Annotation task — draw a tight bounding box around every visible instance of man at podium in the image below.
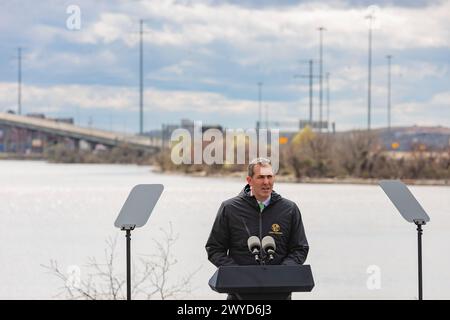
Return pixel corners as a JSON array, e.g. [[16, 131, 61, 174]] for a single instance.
[[205, 157, 309, 299]]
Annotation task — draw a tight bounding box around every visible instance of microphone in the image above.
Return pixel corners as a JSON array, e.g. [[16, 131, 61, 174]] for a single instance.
[[247, 236, 261, 263], [262, 236, 276, 261]]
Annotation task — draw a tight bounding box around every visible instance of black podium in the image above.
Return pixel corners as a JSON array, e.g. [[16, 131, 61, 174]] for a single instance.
[[209, 265, 314, 300]]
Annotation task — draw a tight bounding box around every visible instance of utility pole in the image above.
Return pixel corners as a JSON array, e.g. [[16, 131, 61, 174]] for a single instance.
[[366, 13, 375, 131], [387, 55, 392, 132], [139, 19, 144, 135], [294, 60, 320, 127], [318, 27, 326, 132], [257, 82, 262, 130], [18, 47, 22, 115], [326, 72, 330, 133], [109, 111, 113, 131], [265, 104, 269, 129], [308, 60, 313, 125]]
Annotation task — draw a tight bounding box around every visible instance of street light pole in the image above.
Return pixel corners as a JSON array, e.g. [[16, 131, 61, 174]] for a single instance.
[[139, 19, 144, 135], [387, 55, 392, 132], [308, 60, 313, 125], [366, 13, 374, 131], [318, 27, 325, 132], [257, 82, 262, 130], [18, 47, 22, 115], [326, 72, 330, 133]]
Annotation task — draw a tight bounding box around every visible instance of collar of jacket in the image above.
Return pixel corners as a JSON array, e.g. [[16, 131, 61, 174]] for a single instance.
[[239, 184, 282, 207]]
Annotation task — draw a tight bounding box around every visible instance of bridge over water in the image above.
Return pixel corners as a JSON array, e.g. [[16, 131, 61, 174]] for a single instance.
[[0, 112, 160, 154]]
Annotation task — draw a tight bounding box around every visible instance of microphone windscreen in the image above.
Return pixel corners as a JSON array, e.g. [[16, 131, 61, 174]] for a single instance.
[[261, 235, 276, 251], [247, 236, 261, 252]]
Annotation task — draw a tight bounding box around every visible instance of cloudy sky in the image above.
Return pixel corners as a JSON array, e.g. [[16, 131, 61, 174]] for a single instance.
[[0, 0, 449, 133]]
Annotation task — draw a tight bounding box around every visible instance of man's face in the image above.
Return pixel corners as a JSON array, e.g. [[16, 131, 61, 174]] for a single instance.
[[246, 164, 274, 201]]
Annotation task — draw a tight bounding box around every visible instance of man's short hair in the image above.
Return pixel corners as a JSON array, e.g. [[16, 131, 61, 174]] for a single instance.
[[248, 157, 272, 177]]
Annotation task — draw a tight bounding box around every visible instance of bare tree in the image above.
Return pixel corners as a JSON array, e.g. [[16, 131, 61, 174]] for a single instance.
[[42, 224, 200, 300], [335, 130, 379, 177]]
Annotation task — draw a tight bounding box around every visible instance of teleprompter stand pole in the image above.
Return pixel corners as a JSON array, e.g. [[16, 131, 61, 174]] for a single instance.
[[379, 180, 430, 300], [122, 225, 135, 300], [114, 184, 164, 301], [415, 219, 424, 300]]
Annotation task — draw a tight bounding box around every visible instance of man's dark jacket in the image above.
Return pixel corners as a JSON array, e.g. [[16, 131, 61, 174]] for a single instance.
[[205, 184, 309, 266]]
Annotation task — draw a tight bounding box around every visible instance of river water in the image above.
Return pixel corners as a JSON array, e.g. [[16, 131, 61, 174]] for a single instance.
[[0, 160, 449, 300]]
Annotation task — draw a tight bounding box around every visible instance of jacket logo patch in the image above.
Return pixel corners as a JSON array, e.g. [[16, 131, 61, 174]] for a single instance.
[[269, 223, 283, 235]]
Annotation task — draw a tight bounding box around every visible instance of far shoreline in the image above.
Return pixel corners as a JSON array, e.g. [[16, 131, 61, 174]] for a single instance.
[[2, 157, 449, 187], [151, 167, 450, 187]]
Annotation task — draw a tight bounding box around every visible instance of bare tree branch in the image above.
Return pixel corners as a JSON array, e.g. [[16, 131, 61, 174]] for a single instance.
[[42, 223, 200, 300]]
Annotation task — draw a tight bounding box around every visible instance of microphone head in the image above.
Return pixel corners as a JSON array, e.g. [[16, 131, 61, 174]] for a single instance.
[[261, 236, 276, 252], [247, 236, 261, 252]]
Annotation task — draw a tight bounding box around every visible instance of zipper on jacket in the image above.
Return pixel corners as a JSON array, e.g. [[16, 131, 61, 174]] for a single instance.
[[259, 211, 262, 240], [259, 210, 265, 262]]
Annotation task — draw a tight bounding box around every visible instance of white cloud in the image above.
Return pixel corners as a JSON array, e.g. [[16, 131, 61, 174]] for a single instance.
[[382, 90, 450, 127], [298, 88, 450, 130], [147, 88, 256, 114], [0, 82, 259, 115], [376, 2, 450, 49], [0, 82, 134, 113], [22, 0, 447, 52], [136, 0, 450, 52], [431, 91, 450, 105], [1, 1, 448, 131], [1, 82, 448, 130], [78, 13, 137, 46], [152, 60, 195, 78], [393, 62, 448, 81], [325, 61, 448, 100]]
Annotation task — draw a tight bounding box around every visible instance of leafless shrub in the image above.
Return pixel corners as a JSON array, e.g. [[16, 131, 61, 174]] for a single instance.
[[42, 224, 200, 300]]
